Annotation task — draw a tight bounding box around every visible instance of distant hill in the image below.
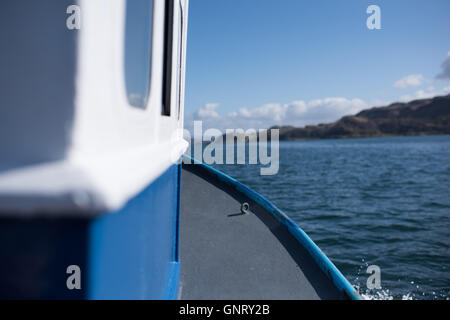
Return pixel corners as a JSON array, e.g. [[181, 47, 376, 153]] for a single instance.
[[271, 94, 450, 140]]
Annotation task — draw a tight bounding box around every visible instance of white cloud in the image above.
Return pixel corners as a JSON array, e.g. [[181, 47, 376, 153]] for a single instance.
[[194, 103, 220, 119], [399, 85, 450, 102], [436, 52, 450, 80], [393, 74, 424, 89], [294, 98, 367, 124], [185, 97, 369, 132]]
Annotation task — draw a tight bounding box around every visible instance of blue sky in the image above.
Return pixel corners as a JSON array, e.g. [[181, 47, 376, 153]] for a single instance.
[[184, 0, 450, 130]]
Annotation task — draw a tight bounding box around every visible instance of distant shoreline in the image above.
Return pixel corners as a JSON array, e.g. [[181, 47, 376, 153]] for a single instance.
[[269, 94, 450, 141], [191, 132, 450, 145], [276, 132, 450, 142]]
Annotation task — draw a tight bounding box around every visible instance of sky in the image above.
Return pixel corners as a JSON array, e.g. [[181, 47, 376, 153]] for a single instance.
[[184, 0, 450, 132]]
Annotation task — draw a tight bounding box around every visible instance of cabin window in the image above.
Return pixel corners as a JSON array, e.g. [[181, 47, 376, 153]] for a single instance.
[[124, 0, 153, 109], [162, 0, 174, 116]]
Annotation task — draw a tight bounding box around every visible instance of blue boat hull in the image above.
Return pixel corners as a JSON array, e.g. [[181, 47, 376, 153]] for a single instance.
[[0, 164, 181, 299]]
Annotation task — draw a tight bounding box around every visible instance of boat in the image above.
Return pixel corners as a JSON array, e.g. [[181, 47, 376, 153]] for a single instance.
[[0, 0, 360, 300]]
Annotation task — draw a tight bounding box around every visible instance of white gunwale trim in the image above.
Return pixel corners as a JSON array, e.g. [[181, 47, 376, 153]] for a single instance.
[[0, 139, 188, 216]]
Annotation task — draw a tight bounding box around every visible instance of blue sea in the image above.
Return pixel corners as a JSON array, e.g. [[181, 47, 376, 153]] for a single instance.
[[212, 135, 450, 300]]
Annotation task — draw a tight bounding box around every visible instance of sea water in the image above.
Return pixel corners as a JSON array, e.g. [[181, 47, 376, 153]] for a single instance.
[[212, 135, 450, 300]]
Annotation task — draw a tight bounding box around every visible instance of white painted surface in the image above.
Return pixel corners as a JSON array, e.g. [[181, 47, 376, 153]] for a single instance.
[[0, 0, 189, 214], [0, 0, 77, 165]]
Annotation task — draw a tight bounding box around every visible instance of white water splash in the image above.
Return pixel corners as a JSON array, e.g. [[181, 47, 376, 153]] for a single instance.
[[354, 285, 415, 300], [360, 290, 414, 300]]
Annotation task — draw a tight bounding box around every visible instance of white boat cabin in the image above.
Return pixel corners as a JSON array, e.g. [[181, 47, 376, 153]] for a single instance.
[[0, 0, 189, 213]]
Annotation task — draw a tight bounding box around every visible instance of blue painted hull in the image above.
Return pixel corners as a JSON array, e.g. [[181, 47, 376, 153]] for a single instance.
[[0, 164, 181, 299]]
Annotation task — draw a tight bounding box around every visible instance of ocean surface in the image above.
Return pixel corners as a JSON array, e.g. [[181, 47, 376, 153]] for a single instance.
[[210, 135, 450, 300]]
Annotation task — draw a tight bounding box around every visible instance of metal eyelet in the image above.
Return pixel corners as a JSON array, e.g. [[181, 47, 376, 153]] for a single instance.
[[241, 202, 250, 214]]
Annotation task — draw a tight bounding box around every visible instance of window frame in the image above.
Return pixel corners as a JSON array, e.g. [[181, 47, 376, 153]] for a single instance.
[[162, 0, 175, 116]]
